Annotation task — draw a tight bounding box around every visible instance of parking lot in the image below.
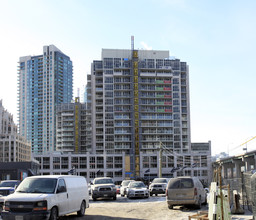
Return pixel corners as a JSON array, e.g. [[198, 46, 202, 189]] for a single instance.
[[1, 194, 253, 220], [61, 194, 207, 220]]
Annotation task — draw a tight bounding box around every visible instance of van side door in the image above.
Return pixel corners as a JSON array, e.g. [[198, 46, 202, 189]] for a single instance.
[[56, 179, 69, 216]]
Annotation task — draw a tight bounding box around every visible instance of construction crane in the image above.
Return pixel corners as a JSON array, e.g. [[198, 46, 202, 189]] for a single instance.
[[239, 136, 256, 152]]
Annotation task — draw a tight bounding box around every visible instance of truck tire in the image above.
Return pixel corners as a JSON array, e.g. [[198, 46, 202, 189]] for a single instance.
[[49, 207, 58, 220], [77, 200, 86, 216]]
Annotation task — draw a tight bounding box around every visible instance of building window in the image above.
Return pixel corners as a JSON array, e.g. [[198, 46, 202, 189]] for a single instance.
[[90, 157, 96, 169]]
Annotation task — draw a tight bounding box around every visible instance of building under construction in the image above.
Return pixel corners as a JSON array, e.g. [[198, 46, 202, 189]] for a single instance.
[[85, 38, 211, 183]]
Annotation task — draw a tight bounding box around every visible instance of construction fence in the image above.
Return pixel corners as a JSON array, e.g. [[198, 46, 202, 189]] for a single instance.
[[223, 171, 253, 212]]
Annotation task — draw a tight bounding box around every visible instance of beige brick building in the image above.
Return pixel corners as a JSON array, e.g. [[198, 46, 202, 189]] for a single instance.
[[0, 100, 31, 162]]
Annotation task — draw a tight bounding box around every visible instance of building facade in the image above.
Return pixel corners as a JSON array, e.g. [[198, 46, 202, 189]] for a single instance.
[[18, 45, 73, 154], [56, 97, 91, 153], [0, 161, 39, 181], [87, 48, 192, 178], [0, 100, 31, 162], [33, 152, 124, 184], [33, 146, 211, 186]]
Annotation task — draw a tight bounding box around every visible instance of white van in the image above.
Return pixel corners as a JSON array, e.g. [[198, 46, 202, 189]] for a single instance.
[[1, 175, 89, 220]]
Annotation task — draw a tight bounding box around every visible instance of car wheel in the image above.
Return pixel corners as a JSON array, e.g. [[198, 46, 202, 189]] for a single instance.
[[168, 205, 173, 209], [155, 194, 158, 196], [121, 194, 124, 197], [49, 207, 58, 220], [150, 193, 153, 196], [196, 197, 202, 209], [93, 197, 97, 201], [113, 195, 117, 200], [77, 200, 86, 217]]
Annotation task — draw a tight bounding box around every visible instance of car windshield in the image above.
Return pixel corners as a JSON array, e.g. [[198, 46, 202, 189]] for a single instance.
[[16, 178, 57, 194], [0, 181, 18, 187], [94, 179, 113, 184], [122, 181, 132, 186], [152, 179, 167, 183], [130, 182, 145, 188]]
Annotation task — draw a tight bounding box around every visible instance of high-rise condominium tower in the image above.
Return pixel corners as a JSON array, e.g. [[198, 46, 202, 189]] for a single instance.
[[88, 46, 191, 177], [18, 45, 73, 154]]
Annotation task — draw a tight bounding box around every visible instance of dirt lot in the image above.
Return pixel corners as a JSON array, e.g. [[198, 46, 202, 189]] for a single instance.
[[61, 195, 207, 220]]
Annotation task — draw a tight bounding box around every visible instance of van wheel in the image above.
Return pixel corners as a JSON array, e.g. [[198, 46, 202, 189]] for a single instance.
[[77, 201, 86, 217], [168, 205, 173, 209], [49, 207, 58, 220]]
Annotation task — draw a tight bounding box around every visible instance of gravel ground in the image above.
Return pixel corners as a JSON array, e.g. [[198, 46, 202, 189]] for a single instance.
[[1, 195, 253, 220], [61, 195, 208, 220]]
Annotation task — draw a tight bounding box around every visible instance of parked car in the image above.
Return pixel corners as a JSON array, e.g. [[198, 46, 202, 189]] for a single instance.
[[91, 177, 116, 201], [166, 176, 206, 209], [149, 178, 169, 196], [205, 187, 210, 204], [116, 185, 120, 194], [0, 180, 20, 196], [1, 175, 89, 219], [120, 180, 135, 197], [127, 181, 149, 199], [88, 183, 92, 195], [0, 180, 20, 212]]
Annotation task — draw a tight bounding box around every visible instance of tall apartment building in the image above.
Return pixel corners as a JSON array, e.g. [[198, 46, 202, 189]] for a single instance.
[[56, 97, 91, 153], [0, 100, 31, 162], [18, 45, 73, 154], [87, 46, 191, 178]]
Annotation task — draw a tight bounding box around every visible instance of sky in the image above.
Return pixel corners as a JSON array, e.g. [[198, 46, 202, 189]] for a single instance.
[[1, 0, 256, 156]]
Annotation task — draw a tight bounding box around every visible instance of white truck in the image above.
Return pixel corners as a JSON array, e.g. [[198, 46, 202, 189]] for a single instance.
[[1, 175, 89, 220]]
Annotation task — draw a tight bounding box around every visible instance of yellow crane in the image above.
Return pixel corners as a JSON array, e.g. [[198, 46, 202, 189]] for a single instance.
[[239, 136, 256, 151]]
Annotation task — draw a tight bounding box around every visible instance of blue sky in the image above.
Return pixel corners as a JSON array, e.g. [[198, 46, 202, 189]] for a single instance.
[[1, 0, 256, 155]]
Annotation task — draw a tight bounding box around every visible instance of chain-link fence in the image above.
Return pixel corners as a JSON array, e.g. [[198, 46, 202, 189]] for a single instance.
[[223, 171, 253, 212]]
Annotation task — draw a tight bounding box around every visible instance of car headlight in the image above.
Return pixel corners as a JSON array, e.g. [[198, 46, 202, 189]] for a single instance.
[[33, 201, 47, 211], [4, 201, 10, 211]]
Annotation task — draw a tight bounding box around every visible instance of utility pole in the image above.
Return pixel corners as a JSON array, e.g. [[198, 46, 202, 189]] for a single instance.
[[159, 141, 163, 178]]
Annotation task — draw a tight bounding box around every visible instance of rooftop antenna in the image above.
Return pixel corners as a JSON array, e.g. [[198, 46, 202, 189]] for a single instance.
[[131, 35, 134, 51]]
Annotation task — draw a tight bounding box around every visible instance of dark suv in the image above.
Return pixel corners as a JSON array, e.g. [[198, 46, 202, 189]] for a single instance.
[[0, 180, 20, 212], [0, 180, 20, 196]]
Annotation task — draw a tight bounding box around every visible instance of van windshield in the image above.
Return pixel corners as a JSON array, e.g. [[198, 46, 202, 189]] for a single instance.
[[16, 178, 57, 194]]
